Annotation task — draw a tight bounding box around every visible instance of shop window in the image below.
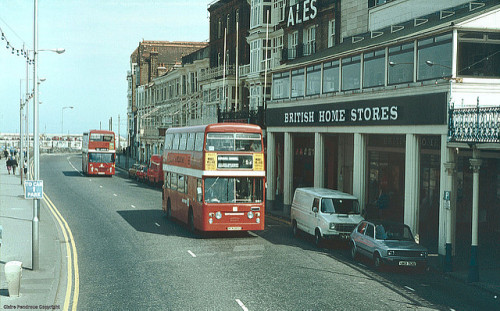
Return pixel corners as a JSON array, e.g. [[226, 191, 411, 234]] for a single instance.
[[306, 64, 321, 96], [363, 49, 385, 88], [417, 33, 453, 81], [272, 71, 290, 100], [323, 60, 339, 93], [458, 32, 500, 78], [342, 55, 361, 91], [388, 42, 414, 85], [291, 68, 305, 98]]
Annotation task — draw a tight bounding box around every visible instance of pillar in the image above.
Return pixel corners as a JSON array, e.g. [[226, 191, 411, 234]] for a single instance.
[[404, 134, 420, 237], [314, 132, 325, 188], [468, 148, 481, 282], [266, 132, 276, 204], [283, 132, 294, 208], [337, 135, 344, 192], [443, 161, 455, 272], [352, 133, 367, 213]]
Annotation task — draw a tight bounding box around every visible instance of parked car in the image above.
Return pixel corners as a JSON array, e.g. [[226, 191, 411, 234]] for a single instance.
[[291, 188, 364, 247], [135, 165, 148, 182], [128, 163, 141, 179], [146, 154, 163, 187], [349, 220, 428, 270]]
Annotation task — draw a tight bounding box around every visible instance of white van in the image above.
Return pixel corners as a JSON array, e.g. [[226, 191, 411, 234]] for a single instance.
[[291, 188, 364, 246]]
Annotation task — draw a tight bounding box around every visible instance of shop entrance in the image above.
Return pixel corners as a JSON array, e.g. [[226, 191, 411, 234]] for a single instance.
[[293, 134, 315, 190]]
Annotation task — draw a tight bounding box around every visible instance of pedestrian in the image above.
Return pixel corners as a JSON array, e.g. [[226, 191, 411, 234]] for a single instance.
[[6, 157, 12, 174], [23, 159, 28, 175], [11, 156, 18, 175]]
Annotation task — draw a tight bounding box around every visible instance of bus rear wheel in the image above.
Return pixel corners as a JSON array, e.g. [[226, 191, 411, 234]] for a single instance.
[[188, 208, 195, 233]]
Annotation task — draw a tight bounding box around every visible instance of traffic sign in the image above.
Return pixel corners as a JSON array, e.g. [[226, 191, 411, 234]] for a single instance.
[[25, 180, 44, 199]]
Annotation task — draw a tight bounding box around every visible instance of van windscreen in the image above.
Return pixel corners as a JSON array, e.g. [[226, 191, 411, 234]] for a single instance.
[[321, 198, 360, 214]]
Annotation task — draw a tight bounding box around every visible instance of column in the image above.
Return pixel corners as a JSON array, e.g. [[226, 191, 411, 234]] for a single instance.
[[443, 161, 455, 272], [468, 148, 482, 282], [404, 134, 420, 237], [352, 133, 367, 213], [283, 132, 294, 208], [266, 132, 276, 204], [314, 132, 325, 188], [337, 135, 344, 192]]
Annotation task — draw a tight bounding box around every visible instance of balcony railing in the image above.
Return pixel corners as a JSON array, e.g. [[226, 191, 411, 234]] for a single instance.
[[218, 107, 266, 128], [239, 64, 250, 78], [448, 105, 500, 143], [199, 65, 235, 82]]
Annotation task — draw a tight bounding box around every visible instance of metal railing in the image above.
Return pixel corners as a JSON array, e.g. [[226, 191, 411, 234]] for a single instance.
[[199, 65, 236, 82], [448, 104, 500, 143], [218, 107, 266, 128]]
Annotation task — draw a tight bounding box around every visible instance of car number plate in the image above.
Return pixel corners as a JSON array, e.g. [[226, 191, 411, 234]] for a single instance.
[[399, 261, 417, 266], [227, 227, 242, 231]]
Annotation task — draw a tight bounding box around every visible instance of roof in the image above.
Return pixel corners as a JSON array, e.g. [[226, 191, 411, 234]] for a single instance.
[[295, 188, 358, 200]]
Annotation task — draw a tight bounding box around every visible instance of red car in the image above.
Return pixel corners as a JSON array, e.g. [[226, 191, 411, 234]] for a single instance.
[[135, 165, 148, 182], [146, 155, 164, 187]]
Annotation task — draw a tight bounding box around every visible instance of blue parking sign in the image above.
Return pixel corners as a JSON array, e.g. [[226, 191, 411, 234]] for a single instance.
[[25, 180, 44, 199]]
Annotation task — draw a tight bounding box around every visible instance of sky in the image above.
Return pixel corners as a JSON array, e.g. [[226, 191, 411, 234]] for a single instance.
[[0, 0, 211, 136]]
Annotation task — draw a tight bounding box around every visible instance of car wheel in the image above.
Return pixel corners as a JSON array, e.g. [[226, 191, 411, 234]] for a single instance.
[[292, 220, 299, 237], [374, 253, 383, 270], [314, 229, 322, 248], [350, 243, 358, 260]]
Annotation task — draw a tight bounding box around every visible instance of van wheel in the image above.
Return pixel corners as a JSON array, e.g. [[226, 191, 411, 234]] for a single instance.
[[314, 229, 322, 248], [292, 220, 299, 237], [188, 208, 195, 233]]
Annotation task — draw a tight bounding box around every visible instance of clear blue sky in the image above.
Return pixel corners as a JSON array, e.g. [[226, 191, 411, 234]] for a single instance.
[[0, 0, 210, 136]]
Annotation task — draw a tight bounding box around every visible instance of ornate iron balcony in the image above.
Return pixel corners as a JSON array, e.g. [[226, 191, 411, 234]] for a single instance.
[[448, 105, 500, 143]]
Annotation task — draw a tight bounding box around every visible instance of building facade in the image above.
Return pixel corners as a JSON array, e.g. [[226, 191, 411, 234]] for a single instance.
[[265, 0, 500, 274]]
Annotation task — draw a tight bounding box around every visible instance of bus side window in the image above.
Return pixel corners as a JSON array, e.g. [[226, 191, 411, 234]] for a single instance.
[[166, 172, 171, 189], [197, 178, 202, 202], [165, 134, 174, 150], [172, 134, 180, 150], [171, 173, 178, 190], [178, 175, 185, 193], [195, 132, 204, 151], [187, 133, 195, 151]]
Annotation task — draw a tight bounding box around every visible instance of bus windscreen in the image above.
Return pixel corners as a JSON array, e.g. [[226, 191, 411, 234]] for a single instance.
[[206, 133, 262, 152], [89, 153, 115, 163], [204, 177, 264, 203]]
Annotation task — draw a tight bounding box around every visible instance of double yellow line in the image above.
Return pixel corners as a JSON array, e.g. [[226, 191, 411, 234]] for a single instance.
[[43, 194, 80, 311]]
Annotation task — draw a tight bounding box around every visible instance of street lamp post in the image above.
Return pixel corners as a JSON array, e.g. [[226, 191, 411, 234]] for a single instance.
[[32, 0, 65, 271], [61, 106, 74, 136]]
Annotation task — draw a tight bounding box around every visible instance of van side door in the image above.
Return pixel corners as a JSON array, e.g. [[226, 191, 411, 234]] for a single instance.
[[306, 198, 320, 234]]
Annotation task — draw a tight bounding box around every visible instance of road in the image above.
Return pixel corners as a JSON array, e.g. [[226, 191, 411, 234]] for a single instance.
[[41, 154, 499, 310]]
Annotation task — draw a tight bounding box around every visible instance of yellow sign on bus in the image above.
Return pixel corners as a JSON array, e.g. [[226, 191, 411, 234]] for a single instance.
[[253, 154, 264, 171], [205, 152, 217, 170]]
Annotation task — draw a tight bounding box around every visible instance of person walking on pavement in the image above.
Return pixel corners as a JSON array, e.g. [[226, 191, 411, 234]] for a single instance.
[[6, 156, 13, 174], [11, 156, 18, 175]]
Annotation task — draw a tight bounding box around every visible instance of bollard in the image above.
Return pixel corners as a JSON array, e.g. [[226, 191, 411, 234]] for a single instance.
[[5, 261, 23, 297]]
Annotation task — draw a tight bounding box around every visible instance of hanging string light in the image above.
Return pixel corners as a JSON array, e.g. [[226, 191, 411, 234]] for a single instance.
[[0, 27, 33, 63]]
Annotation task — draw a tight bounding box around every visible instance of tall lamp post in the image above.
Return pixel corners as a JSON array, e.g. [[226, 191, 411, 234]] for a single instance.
[[32, 0, 65, 270], [61, 106, 74, 136]]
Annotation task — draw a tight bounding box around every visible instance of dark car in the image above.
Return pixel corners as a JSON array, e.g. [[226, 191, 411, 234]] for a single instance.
[[349, 220, 428, 270]]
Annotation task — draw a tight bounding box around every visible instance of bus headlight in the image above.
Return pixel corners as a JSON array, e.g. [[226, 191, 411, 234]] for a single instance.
[[256, 218, 260, 224], [208, 218, 213, 224], [247, 211, 254, 219], [215, 211, 222, 220]]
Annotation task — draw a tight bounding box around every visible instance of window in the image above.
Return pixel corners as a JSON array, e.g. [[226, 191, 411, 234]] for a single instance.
[[187, 133, 195, 150], [178, 174, 185, 193], [250, 40, 262, 73], [166, 172, 171, 189], [205, 133, 262, 152], [417, 33, 453, 81], [164, 133, 174, 150], [89, 153, 114, 163], [291, 69, 305, 98], [388, 42, 414, 84], [323, 60, 339, 93], [363, 49, 385, 88], [306, 64, 321, 96], [328, 19, 336, 48], [303, 26, 316, 56], [171, 173, 178, 190], [179, 133, 188, 151], [195, 132, 204, 151], [172, 134, 180, 150], [288, 31, 298, 59], [366, 224, 375, 238], [458, 32, 500, 78], [313, 198, 320, 211], [204, 177, 264, 203], [272, 71, 290, 100], [342, 55, 361, 91]]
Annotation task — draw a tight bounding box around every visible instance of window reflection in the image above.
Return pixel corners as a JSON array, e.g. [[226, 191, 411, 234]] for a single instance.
[[291, 68, 305, 98], [363, 49, 385, 88], [323, 60, 339, 93], [418, 33, 452, 80], [204, 177, 264, 203], [306, 65, 321, 96], [342, 56, 361, 91], [388, 42, 414, 84]]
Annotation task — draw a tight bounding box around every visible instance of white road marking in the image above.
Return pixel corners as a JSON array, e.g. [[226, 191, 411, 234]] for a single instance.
[[113, 194, 117, 197], [99, 185, 103, 188], [247, 231, 258, 237], [131, 205, 136, 208], [155, 222, 160, 227], [187, 250, 197, 258], [235, 299, 248, 311], [67, 158, 83, 176], [404, 286, 415, 292]]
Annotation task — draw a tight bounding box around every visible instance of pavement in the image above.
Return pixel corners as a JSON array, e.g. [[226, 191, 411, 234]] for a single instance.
[[0, 162, 64, 309], [266, 200, 500, 297]]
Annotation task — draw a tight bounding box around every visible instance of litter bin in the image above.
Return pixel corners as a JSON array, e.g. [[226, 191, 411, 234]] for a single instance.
[[5, 261, 23, 297]]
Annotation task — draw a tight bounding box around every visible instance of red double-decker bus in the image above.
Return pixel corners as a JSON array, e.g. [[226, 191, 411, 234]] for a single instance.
[[162, 123, 265, 232], [82, 130, 116, 176]]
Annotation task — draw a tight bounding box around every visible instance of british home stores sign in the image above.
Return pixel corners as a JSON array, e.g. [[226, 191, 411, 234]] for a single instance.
[[266, 93, 447, 127]]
